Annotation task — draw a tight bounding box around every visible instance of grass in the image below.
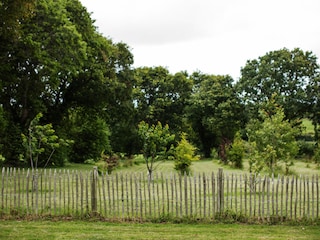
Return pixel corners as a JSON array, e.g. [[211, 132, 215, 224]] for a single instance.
[[112, 157, 320, 177], [52, 156, 320, 177], [1, 220, 319, 240], [302, 118, 314, 135]]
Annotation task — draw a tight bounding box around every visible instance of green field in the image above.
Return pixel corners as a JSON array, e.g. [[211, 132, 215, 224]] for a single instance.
[[1, 220, 319, 240], [62, 156, 319, 177]]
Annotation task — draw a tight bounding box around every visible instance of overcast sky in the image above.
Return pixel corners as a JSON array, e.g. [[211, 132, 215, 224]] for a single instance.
[[79, 0, 320, 80]]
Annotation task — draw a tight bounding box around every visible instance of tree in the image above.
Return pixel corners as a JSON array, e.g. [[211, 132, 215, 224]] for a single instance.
[[138, 121, 175, 180], [0, 0, 87, 163], [306, 75, 320, 142], [68, 112, 111, 163], [246, 96, 300, 175], [187, 73, 244, 159], [237, 48, 319, 121], [0, 0, 135, 164], [133, 67, 193, 134], [21, 113, 72, 169], [0, 106, 7, 165], [174, 133, 199, 176]]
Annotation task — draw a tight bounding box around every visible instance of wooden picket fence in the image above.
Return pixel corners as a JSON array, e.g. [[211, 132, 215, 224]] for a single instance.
[[0, 167, 319, 222]]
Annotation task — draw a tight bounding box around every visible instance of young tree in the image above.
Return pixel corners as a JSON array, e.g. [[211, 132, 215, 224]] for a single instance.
[[138, 121, 175, 180], [21, 113, 72, 169], [174, 133, 199, 176], [246, 97, 300, 175]]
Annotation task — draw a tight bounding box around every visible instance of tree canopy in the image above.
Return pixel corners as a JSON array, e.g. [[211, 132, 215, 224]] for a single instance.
[[237, 48, 319, 121]]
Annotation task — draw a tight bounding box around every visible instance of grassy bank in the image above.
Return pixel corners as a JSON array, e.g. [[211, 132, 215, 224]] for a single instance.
[[1, 220, 319, 240]]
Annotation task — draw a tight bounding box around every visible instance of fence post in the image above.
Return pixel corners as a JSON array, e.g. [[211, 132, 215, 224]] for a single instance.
[[218, 168, 224, 213], [91, 167, 98, 214]]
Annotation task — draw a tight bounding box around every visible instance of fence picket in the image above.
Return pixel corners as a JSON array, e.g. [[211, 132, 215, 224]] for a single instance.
[[294, 175, 298, 220], [203, 173, 206, 218], [174, 174, 178, 217], [189, 174, 193, 216], [184, 173, 188, 216], [165, 174, 169, 215], [312, 175, 314, 220], [290, 176, 294, 219], [212, 172, 215, 218], [307, 176, 310, 217], [234, 174, 237, 215], [194, 175, 197, 216], [316, 175, 319, 219], [274, 175, 278, 218]]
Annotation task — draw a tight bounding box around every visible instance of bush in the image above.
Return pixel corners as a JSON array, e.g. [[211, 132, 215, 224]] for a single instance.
[[96, 154, 119, 174], [226, 132, 244, 169], [0, 154, 4, 167], [210, 148, 219, 159], [174, 133, 199, 176]]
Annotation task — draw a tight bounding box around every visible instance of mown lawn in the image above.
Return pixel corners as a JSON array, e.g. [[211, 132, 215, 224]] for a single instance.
[[0, 220, 319, 240], [61, 156, 319, 177]]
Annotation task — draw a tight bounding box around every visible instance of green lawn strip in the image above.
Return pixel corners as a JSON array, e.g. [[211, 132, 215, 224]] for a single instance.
[[34, 155, 320, 176], [0, 220, 319, 240]]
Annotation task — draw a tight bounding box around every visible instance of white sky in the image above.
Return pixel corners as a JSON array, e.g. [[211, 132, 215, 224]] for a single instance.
[[79, 0, 320, 80]]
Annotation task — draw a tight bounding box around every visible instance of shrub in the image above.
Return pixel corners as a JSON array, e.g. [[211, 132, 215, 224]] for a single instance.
[[96, 154, 119, 174], [226, 132, 245, 169], [210, 148, 219, 159], [0, 154, 4, 167], [174, 133, 199, 176]]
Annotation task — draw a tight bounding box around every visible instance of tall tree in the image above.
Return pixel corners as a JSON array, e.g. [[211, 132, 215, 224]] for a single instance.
[[0, 0, 87, 163], [187, 73, 244, 159], [133, 67, 193, 134], [0, 0, 135, 164], [306, 75, 320, 141], [237, 48, 319, 121]]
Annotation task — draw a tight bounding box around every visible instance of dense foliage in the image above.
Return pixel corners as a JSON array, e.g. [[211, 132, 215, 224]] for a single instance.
[[1, 0, 320, 172]]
